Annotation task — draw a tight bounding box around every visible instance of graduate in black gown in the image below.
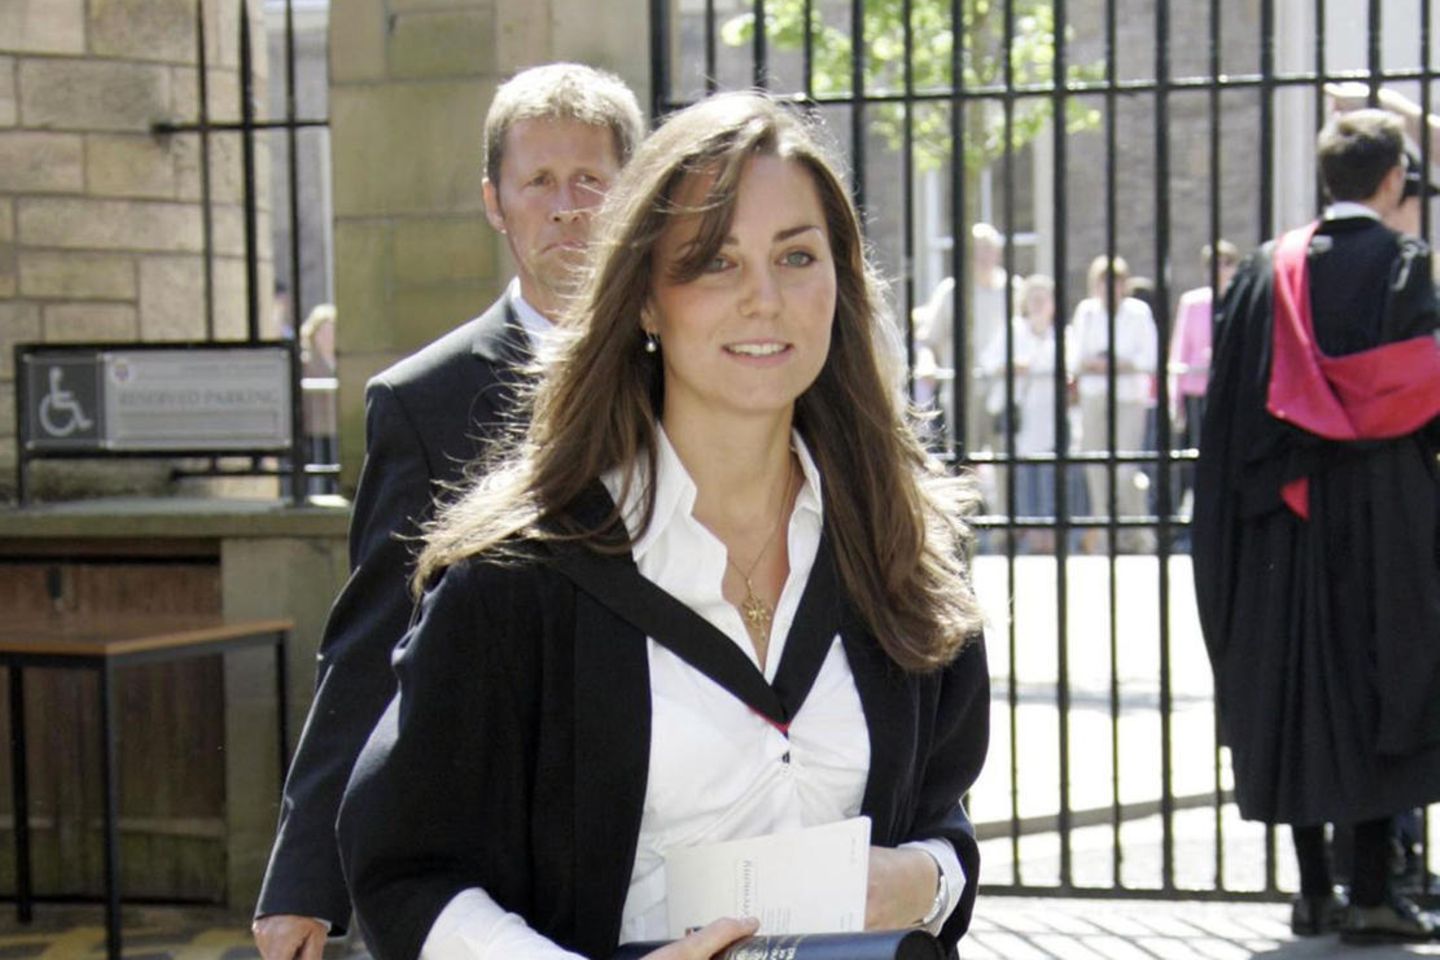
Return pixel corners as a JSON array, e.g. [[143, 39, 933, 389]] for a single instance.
[[1194, 109, 1440, 943], [337, 93, 990, 960]]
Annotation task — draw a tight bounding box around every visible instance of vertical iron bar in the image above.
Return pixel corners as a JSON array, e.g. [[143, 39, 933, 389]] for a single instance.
[[902, 0, 916, 392], [802, 0, 814, 100], [1210, 0, 1227, 893], [1260, 0, 1278, 896], [1421, 0, 1432, 244], [239, 1, 260, 342], [705, 0, 718, 93], [651, 0, 672, 118], [1259, 0, 1275, 244], [950, 0, 967, 467], [753, 0, 768, 89], [1366, 0, 1381, 103], [285, 0, 306, 503], [1314, 0, 1327, 214], [1154, 0, 1176, 894], [1103, 0, 1121, 894], [197, 0, 215, 339], [850, 0, 866, 213], [1051, 0, 1072, 892], [8, 666, 29, 923]]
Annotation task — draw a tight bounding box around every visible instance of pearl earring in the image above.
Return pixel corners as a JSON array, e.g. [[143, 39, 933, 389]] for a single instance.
[[644, 331, 659, 354]]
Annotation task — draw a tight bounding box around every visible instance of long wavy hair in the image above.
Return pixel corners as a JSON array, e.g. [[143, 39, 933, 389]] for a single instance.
[[417, 92, 983, 672]]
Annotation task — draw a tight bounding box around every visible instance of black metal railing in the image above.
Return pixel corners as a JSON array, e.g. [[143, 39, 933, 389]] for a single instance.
[[652, 0, 1439, 901], [153, 0, 336, 500]]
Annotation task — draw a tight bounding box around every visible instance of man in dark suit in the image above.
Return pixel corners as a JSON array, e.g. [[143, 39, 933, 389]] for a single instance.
[[252, 63, 644, 960], [1195, 109, 1440, 944]]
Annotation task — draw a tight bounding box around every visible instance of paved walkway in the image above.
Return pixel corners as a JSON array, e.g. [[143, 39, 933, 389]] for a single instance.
[[1, 898, 1439, 959]]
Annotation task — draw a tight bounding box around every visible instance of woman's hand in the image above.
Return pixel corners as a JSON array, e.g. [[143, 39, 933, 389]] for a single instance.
[[642, 917, 760, 959], [864, 846, 938, 930]]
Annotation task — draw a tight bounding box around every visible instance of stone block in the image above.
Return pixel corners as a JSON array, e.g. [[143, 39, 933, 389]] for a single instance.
[[330, 81, 488, 217], [0, 132, 83, 192], [388, 10, 493, 80], [392, 217, 494, 287], [19, 59, 170, 132], [0, 56, 16, 127], [389, 284, 493, 348], [212, 254, 250, 340], [0, 199, 10, 244], [333, 220, 389, 351], [328, 0, 386, 83], [551, 0, 649, 110], [209, 203, 246, 257], [495, 0, 551, 74], [138, 255, 206, 341], [335, 351, 395, 494], [170, 67, 242, 126], [89, 0, 197, 64], [18, 198, 202, 253], [43, 303, 138, 342], [19, 252, 137, 300], [0, 0, 85, 55], [388, 0, 486, 10], [86, 134, 179, 199], [0, 389, 13, 438], [0, 301, 41, 381]]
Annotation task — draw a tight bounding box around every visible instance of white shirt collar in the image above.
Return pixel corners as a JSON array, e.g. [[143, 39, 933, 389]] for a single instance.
[[607, 426, 825, 563], [1324, 201, 1383, 222], [507, 277, 556, 351]]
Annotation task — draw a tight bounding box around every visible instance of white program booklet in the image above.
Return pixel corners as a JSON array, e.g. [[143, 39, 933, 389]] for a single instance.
[[664, 816, 872, 938]]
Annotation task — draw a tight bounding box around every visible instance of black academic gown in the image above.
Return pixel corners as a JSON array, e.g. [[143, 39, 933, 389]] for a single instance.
[[256, 293, 533, 929], [1193, 215, 1440, 826], [336, 491, 990, 960]]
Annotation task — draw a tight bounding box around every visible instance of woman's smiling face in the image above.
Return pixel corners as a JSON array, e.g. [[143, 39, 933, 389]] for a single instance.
[[646, 154, 838, 428]]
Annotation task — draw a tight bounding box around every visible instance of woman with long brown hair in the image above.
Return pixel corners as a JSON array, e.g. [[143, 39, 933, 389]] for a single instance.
[[338, 91, 989, 960]]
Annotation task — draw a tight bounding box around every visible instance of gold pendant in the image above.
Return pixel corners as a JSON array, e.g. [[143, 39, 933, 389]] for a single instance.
[[740, 582, 773, 633]]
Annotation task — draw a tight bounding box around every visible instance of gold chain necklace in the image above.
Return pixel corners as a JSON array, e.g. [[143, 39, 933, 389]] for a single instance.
[[725, 464, 797, 638]]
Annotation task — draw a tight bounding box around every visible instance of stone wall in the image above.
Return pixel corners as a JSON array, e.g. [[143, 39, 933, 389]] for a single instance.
[[0, 0, 271, 501], [329, 0, 650, 494]]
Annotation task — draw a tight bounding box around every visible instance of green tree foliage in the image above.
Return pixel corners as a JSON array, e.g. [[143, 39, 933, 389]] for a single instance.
[[722, 0, 1101, 173]]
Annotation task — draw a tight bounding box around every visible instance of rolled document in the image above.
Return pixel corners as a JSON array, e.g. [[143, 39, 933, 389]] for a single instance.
[[611, 930, 945, 960]]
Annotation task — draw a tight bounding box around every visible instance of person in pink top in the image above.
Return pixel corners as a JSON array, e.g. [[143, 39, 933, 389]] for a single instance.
[[1169, 240, 1239, 513]]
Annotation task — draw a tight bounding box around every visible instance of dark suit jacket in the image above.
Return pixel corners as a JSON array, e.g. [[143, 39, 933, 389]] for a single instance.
[[337, 510, 990, 960], [256, 292, 533, 930]]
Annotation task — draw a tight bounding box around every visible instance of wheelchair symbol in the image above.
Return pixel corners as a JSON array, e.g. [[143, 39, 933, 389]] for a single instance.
[[38, 367, 95, 438]]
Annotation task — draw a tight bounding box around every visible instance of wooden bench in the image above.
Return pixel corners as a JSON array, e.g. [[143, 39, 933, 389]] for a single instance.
[[0, 615, 292, 960]]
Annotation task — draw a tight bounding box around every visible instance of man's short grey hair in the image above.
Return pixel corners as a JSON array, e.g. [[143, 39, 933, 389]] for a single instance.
[[483, 62, 645, 187]]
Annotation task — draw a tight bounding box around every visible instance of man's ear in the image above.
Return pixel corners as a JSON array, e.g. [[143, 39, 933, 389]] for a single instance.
[[482, 178, 506, 233], [1383, 163, 1408, 209]]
